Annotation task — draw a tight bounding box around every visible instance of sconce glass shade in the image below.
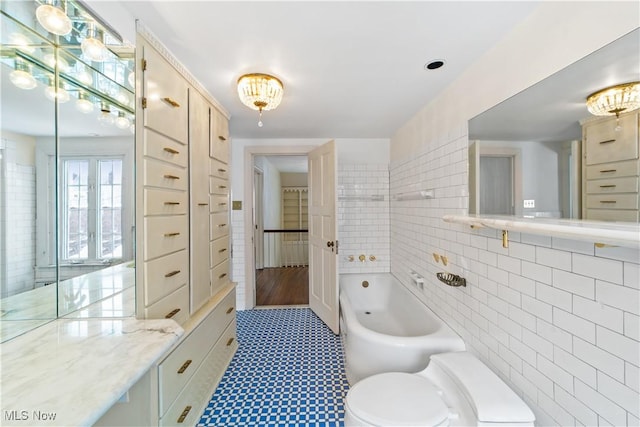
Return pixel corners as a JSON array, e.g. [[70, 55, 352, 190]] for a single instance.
[[81, 27, 109, 62], [115, 111, 131, 129], [44, 80, 70, 103], [10, 60, 37, 90], [44, 53, 69, 72], [76, 67, 93, 85], [586, 82, 640, 118], [76, 92, 94, 113], [98, 103, 114, 126], [9, 32, 36, 54], [36, 3, 72, 36]]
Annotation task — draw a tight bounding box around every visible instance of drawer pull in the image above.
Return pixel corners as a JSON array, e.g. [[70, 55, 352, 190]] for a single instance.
[[600, 200, 617, 204], [599, 185, 616, 188], [218, 185, 227, 189], [164, 174, 180, 180], [164, 201, 180, 205], [226, 307, 234, 314], [198, 202, 208, 206], [165, 308, 181, 319], [218, 223, 227, 228], [218, 135, 227, 141], [219, 202, 227, 206], [226, 337, 234, 346], [163, 147, 179, 154], [162, 97, 181, 108], [218, 248, 227, 253], [598, 139, 616, 145], [217, 168, 227, 173], [218, 273, 227, 279], [177, 406, 191, 423], [177, 359, 192, 374], [164, 232, 180, 237], [600, 169, 617, 173], [165, 270, 181, 277]]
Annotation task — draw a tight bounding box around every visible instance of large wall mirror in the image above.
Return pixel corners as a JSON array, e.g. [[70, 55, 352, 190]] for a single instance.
[[469, 28, 639, 220], [0, 0, 135, 342]]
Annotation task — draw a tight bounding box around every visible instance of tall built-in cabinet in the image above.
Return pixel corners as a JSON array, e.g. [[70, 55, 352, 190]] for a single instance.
[[103, 28, 236, 427], [582, 112, 640, 222]]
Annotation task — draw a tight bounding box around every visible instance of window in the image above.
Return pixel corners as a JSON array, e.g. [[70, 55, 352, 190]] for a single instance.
[[62, 157, 123, 262]]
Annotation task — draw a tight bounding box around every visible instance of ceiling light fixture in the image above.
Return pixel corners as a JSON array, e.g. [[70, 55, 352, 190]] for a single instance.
[[237, 73, 284, 127], [10, 59, 37, 90], [36, 0, 72, 36], [586, 82, 640, 118], [81, 24, 109, 62]]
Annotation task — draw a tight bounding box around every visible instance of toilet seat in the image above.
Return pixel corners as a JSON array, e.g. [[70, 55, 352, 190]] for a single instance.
[[346, 372, 449, 426]]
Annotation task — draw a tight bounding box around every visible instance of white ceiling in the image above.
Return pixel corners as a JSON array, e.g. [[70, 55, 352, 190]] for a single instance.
[[91, 1, 540, 139], [262, 155, 308, 173]]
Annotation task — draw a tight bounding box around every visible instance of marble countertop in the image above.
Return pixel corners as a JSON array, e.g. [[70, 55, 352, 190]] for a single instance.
[[443, 214, 640, 248], [0, 317, 183, 426]]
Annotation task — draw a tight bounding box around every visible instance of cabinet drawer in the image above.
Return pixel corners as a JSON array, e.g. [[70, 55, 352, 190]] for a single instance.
[[585, 114, 638, 165], [144, 216, 188, 260], [144, 128, 187, 167], [586, 176, 638, 194], [144, 188, 188, 215], [210, 194, 229, 213], [209, 176, 229, 195], [586, 160, 640, 180], [144, 250, 188, 306], [159, 319, 237, 427], [159, 291, 236, 416], [210, 109, 229, 162], [145, 284, 189, 324], [586, 209, 639, 222], [211, 259, 230, 290], [210, 237, 229, 266], [144, 159, 187, 190], [143, 45, 189, 144], [210, 158, 229, 180], [210, 212, 229, 240], [586, 194, 639, 210]]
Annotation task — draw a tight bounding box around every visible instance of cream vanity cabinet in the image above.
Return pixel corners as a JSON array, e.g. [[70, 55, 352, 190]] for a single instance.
[[130, 31, 235, 426], [582, 112, 640, 221], [210, 107, 231, 297]]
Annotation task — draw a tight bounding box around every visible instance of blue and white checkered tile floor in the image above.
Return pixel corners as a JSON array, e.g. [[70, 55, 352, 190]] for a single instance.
[[197, 308, 349, 427]]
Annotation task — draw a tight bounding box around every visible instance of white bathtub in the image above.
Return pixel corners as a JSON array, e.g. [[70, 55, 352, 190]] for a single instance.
[[339, 272, 465, 384]]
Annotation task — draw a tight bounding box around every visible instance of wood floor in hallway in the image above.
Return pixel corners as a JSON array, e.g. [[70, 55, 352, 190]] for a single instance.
[[256, 266, 309, 306]]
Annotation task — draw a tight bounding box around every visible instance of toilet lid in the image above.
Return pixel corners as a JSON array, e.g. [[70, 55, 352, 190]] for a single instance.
[[346, 373, 449, 426]]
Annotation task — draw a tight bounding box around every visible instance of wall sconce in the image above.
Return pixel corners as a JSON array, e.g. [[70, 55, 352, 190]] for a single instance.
[[81, 24, 109, 62], [10, 59, 37, 90], [44, 77, 69, 103], [75, 92, 94, 113], [98, 102, 114, 126], [115, 111, 131, 129], [36, 0, 72, 36]]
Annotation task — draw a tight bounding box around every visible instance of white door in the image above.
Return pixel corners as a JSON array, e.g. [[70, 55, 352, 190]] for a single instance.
[[308, 140, 339, 334]]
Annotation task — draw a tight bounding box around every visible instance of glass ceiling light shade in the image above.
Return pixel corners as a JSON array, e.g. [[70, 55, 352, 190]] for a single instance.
[[237, 73, 284, 127], [36, 1, 72, 36], [586, 82, 640, 118], [10, 59, 37, 90], [81, 25, 109, 62]]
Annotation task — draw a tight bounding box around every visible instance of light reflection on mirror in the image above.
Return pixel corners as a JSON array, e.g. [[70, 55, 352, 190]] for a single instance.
[[469, 28, 639, 221], [0, 2, 135, 342]]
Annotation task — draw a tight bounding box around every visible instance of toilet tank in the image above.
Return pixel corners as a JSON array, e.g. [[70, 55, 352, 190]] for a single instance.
[[425, 352, 535, 426]]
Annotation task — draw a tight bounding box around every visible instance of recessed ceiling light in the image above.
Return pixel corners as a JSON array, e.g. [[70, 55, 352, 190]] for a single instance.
[[424, 60, 445, 71]]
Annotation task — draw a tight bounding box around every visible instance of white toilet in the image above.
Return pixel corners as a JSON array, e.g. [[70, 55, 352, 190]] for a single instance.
[[344, 351, 535, 426]]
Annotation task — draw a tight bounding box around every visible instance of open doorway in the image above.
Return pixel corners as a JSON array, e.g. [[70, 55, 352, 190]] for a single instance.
[[253, 155, 309, 306]]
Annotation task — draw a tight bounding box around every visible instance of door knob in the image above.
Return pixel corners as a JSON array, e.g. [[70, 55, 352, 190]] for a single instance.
[[326, 241, 334, 248]]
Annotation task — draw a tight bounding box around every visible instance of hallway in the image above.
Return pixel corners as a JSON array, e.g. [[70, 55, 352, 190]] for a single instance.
[[197, 308, 348, 426], [256, 267, 309, 306]]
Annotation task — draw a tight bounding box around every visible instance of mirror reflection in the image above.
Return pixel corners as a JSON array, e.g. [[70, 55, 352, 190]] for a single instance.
[[0, 1, 136, 342], [469, 28, 639, 221]]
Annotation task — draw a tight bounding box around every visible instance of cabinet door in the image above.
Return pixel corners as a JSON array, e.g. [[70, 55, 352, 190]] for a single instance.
[[190, 90, 212, 314], [210, 108, 229, 162], [143, 45, 189, 143]]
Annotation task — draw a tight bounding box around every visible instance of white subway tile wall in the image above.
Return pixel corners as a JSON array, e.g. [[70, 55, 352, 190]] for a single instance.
[[337, 164, 390, 274], [389, 127, 640, 426]]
